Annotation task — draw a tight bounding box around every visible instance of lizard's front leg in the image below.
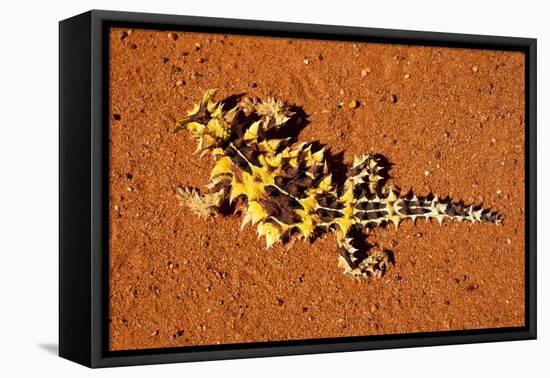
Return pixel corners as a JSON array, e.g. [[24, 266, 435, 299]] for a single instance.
[[177, 175, 231, 218]]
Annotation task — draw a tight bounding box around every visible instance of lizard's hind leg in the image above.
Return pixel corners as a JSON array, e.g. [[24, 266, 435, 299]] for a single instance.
[[345, 154, 387, 195], [177, 176, 231, 218], [335, 227, 392, 278]]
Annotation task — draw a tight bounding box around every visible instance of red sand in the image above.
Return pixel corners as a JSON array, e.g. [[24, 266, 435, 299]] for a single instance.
[[109, 28, 525, 351]]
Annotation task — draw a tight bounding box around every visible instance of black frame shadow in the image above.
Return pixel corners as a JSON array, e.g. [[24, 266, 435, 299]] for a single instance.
[[59, 9, 537, 368]]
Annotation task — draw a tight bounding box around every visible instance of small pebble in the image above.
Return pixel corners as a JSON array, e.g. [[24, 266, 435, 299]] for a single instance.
[[472, 65, 479, 73], [196, 57, 206, 64], [167, 32, 178, 41], [127, 29, 133, 35], [176, 80, 184, 86], [303, 58, 309, 65], [112, 113, 121, 121], [194, 43, 202, 51], [249, 82, 257, 88], [424, 170, 430, 176], [162, 57, 169, 64], [129, 43, 137, 49], [390, 94, 398, 103], [443, 130, 451, 138], [370, 304, 378, 313], [348, 100, 359, 109], [404, 73, 410, 79], [361, 68, 371, 77], [507, 239, 512, 245], [318, 53, 324, 61], [496, 189, 503, 195], [119, 31, 128, 40]]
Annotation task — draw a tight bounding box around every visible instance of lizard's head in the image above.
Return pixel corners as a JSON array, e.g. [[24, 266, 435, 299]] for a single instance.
[[174, 88, 236, 154], [175, 89, 295, 154]]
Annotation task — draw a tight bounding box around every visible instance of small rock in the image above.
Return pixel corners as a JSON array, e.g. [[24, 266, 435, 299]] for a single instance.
[[194, 43, 202, 51], [390, 94, 398, 103], [424, 170, 430, 176], [249, 82, 257, 88], [361, 68, 371, 77], [348, 100, 359, 109], [496, 189, 503, 195], [370, 304, 378, 313], [127, 29, 133, 35], [119, 31, 128, 40], [112, 113, 121, 121], [318, 53, 323, 61], [404, 73, 410, 79], [167, 32, 178, 41], [443, 130, 451, 138], [129, 43, 137, 49], [416, 232, 423, 238], [176, 80, 184, 86], [196, 57, 206, 64], [472, 65, 479, 73], [162, 57, 169, 64], [303, 58, 309, 65], [507, 238, 512, 245]]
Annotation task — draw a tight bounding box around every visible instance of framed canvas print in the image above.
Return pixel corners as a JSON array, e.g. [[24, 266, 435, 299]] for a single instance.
[[59, 10, 536, 368]]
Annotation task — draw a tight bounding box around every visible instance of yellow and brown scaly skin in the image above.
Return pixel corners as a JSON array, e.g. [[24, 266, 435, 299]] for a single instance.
[[175, 89, 502, 279]]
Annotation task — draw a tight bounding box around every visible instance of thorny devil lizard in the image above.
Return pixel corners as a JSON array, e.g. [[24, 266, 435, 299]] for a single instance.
[[174, 89, 501, 279]]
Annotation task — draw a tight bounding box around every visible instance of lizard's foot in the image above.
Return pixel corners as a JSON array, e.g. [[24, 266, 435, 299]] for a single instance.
[[337, 250, 392, 278], [177, 186, 226, 218], [336, 231, 392, 278]]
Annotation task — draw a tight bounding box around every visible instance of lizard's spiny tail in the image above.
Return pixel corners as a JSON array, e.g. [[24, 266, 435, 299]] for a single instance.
[[394, 194, 502, 225]]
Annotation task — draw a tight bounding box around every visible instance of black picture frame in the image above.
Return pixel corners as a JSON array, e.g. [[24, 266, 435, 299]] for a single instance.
[[59, 9, 537, 368]]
